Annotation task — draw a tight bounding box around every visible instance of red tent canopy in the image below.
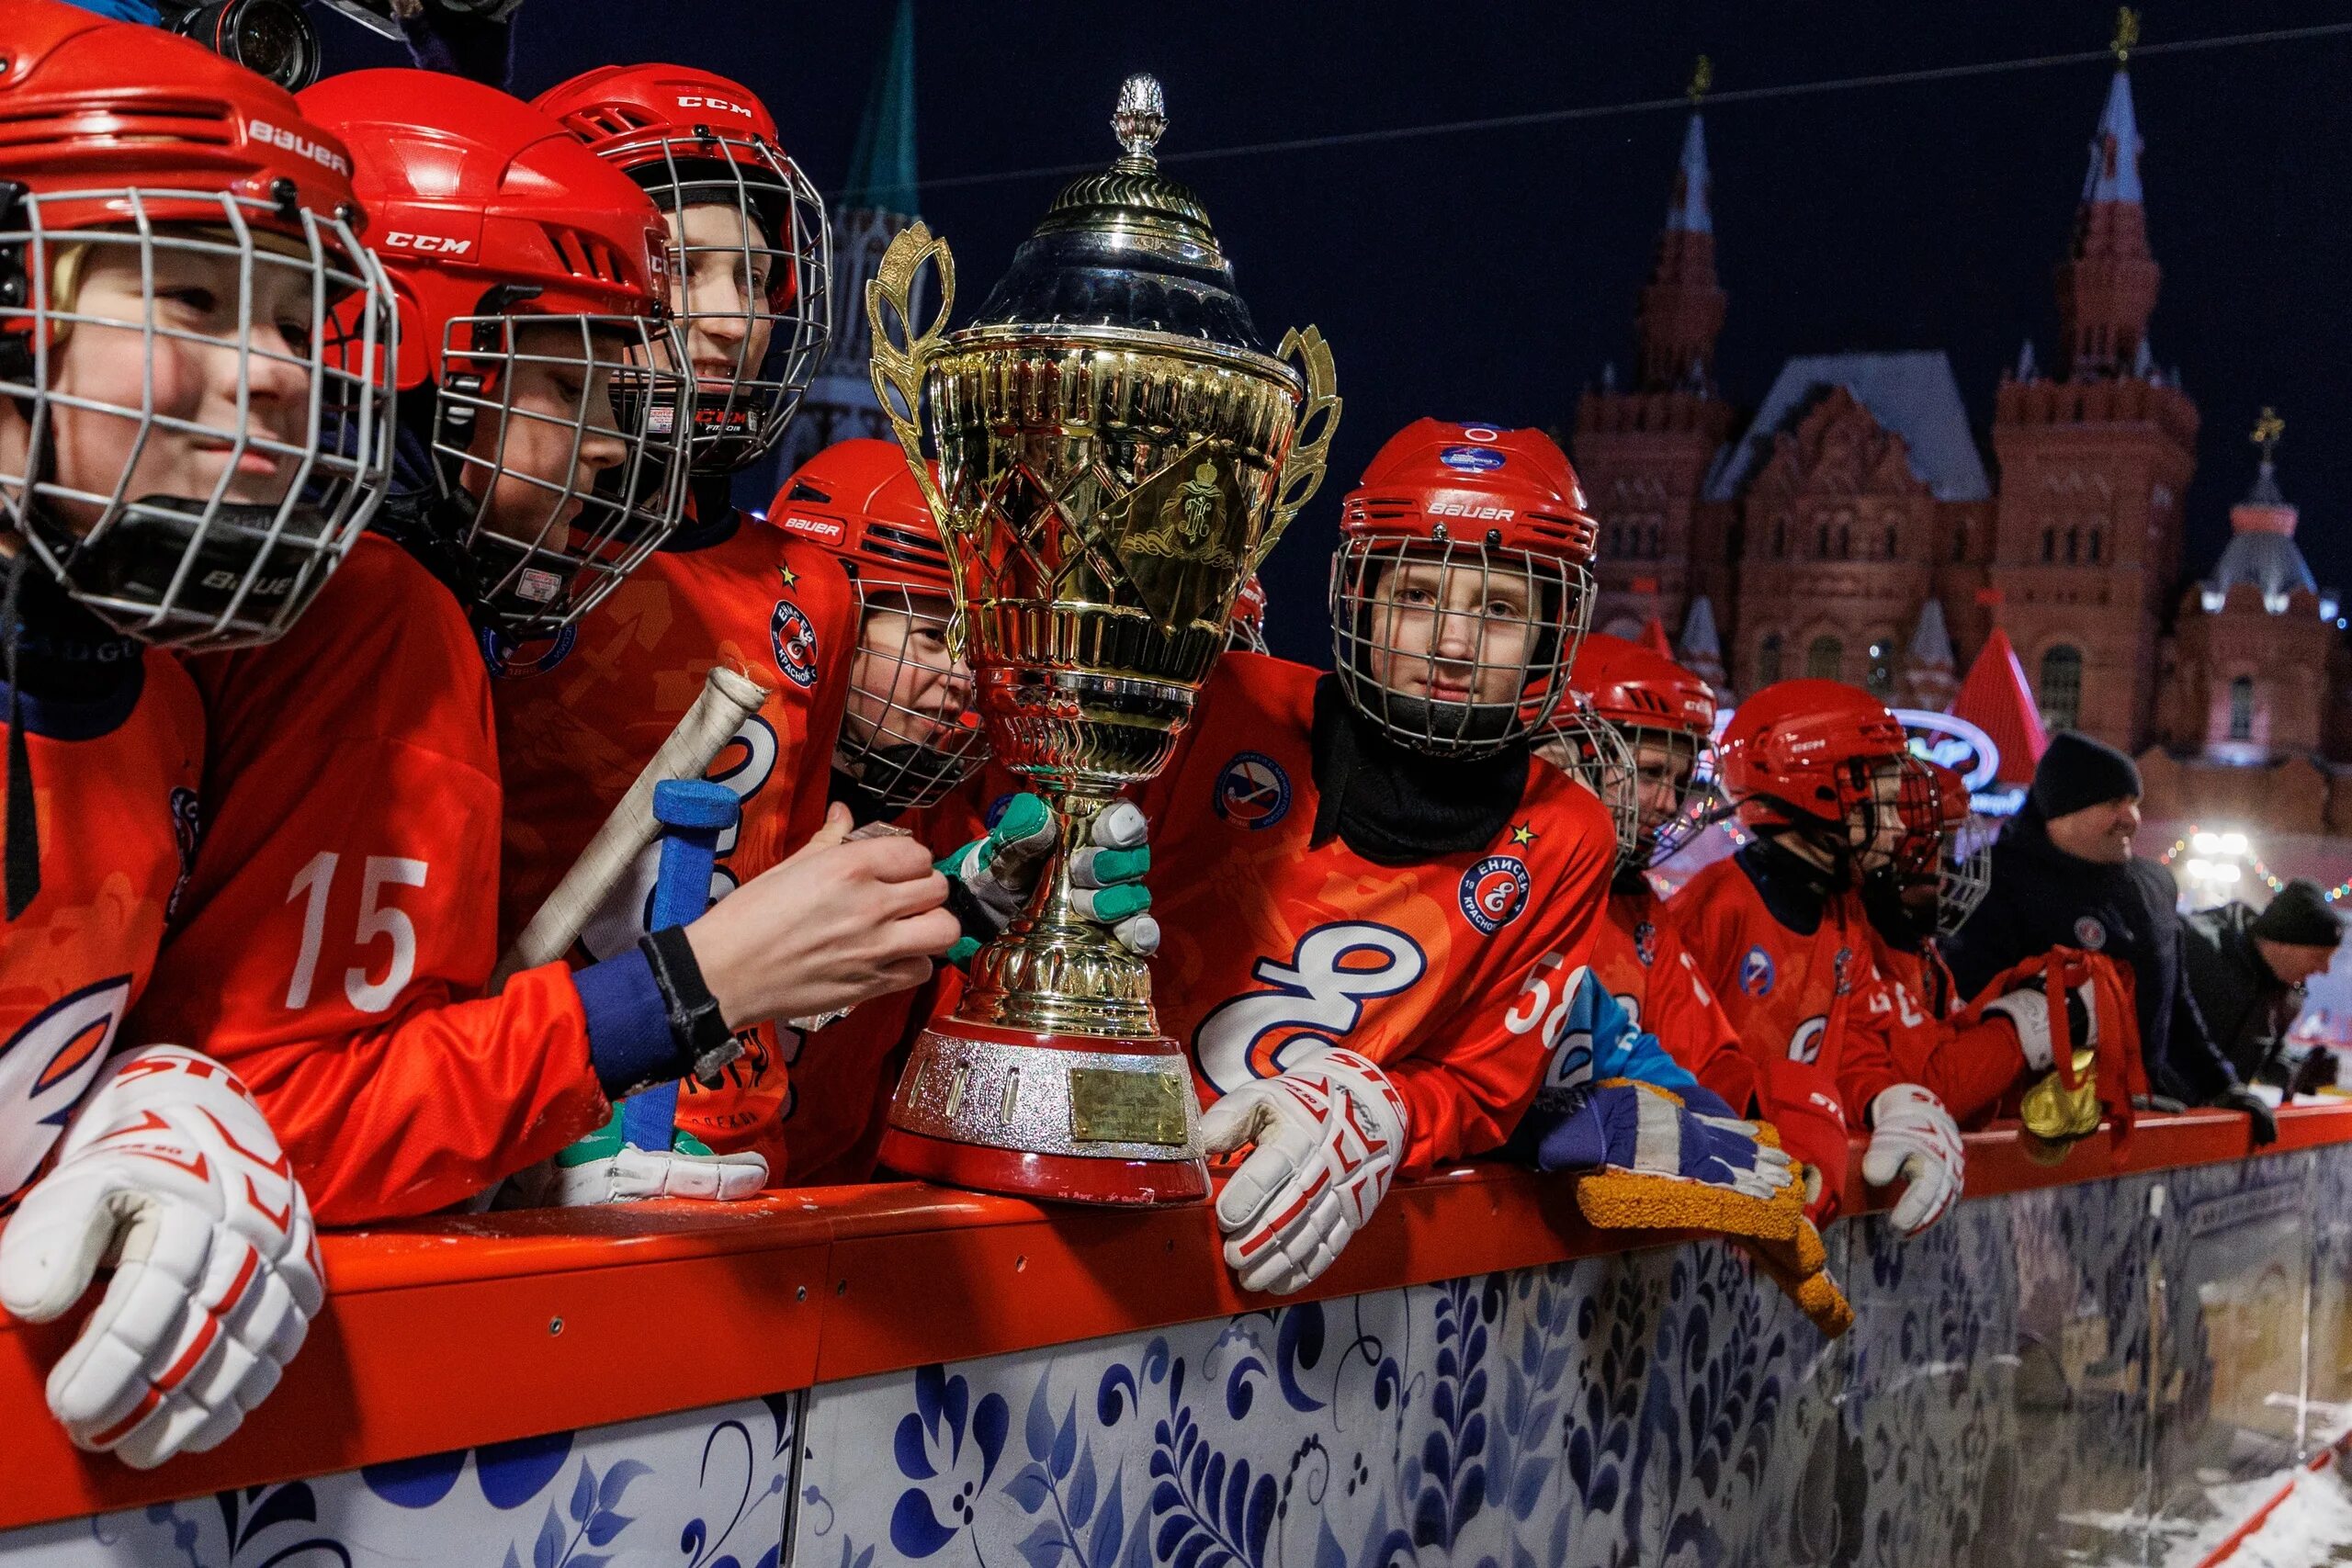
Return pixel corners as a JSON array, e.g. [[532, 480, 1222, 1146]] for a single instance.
[[1951, 627, 2048, 785]]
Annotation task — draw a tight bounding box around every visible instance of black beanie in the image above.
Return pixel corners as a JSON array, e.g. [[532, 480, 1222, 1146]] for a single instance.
[[2251, 878, 2346, 949], [2030, 730, 2143, 820]]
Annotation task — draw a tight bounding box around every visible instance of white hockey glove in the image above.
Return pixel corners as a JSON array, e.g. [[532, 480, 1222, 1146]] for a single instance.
[[1200, 1048, 1408, 1296], [515, 1111, 768, 1206], [0, 1046, 322, 1470], [1860, 1083, 1966, 1236], [939, 795, 1158, 963], [1983, 979, 2096, 1072]]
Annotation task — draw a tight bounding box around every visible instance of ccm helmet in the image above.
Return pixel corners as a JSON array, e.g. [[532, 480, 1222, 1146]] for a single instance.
[[1330, 419, 1598, 756], [1716, 678, 1925, 879], [534, 64, 829, 474], [301, 69, 691, 639]]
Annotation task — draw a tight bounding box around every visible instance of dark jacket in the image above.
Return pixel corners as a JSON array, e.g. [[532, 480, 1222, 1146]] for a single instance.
[[1944, 807, 2236, 1103], [2180, 902, 2306, 1088]]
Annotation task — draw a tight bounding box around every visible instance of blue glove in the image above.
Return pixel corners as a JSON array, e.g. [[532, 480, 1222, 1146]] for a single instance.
[[1527, 1079, 1795, 1201], [937, 794, 1155, 964]]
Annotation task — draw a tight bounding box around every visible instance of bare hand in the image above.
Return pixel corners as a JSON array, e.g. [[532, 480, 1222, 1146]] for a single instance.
[[684, 804, 958, 1027]]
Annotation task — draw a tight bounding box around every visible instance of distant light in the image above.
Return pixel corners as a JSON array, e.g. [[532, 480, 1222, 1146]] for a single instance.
[[2219, 831, 2249, 856], [2216, 863, 2243, 883], [2186, 858, 2214, 879], [2193, 831, 2222, 854]]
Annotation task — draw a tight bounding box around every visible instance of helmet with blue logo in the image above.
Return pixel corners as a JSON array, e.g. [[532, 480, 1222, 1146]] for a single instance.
[[1330, 419, 1599, 757]]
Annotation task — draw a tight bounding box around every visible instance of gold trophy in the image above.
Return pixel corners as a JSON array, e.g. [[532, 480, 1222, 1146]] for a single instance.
[[865, 73, 1340, 1206]]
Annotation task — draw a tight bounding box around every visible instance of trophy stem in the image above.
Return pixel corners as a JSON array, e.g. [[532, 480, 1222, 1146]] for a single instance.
[[959, 781, 1158, 1041]]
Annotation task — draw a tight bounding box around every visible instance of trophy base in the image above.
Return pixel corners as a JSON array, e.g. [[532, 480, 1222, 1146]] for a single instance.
[[879, 1020, 1210, 1208]]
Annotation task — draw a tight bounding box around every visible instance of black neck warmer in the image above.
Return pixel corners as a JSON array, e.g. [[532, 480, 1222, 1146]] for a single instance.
[[1611, 863, 1653, 900], [1309, 674, 1528, 865], [831, 766, 896, 829], [1735, 835, 1843, 937]]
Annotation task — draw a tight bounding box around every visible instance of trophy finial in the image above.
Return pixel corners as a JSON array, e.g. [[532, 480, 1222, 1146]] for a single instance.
[[1113, 73, 1168, 162]]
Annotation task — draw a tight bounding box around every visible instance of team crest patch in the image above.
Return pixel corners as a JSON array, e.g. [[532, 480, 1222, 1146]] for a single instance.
[[1460, 855, 1531, 935], [1739, 945, 1776, 998], [2074, 916, 2108, 951], [770, 600, 818, 690], [1212, 751, 1291, 830], [1634, 920, 1657, 967], [478, 624, 578, 679]]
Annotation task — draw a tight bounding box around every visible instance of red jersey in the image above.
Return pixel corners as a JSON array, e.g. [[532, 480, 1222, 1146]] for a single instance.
[[1140, 654, 1616, 1178], [490, 513, 854, 1157], [1596, 881, 1758, 1111], [1870, 932, 2030, 1126], [0, 648, 202, 1204], [1668, 848, 1905, 1218], [132, 536, 607, 1224]]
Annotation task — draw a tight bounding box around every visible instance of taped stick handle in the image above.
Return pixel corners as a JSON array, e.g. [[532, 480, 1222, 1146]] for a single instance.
[[489, 663, 769, 991]]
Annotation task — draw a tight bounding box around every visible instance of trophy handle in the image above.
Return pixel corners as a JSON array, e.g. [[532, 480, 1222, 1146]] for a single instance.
[[1255, 325, 1341, 576], [865, 221, 957, 532]]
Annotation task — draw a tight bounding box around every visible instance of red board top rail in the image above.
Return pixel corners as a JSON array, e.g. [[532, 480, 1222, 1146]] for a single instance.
[[0, 1100, 2339, 1531]]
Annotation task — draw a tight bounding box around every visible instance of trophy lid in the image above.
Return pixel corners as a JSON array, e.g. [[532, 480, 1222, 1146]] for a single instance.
[[967, 73, 1271, 354]]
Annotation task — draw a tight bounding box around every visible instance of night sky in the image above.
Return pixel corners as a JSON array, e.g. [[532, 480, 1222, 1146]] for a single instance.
[[323, 2, 2352, 665]]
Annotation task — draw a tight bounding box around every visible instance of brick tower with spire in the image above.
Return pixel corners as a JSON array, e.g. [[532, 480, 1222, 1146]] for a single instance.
[[768, 0, 920, 484], [1986, 59, 2199, 752], [1575, 107, 1736, 641]]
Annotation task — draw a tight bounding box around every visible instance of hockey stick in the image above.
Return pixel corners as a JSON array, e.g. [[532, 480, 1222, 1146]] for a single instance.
[[488, 662, 770, 991]]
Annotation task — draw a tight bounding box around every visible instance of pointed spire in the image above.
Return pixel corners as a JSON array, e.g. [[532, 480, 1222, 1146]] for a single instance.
[[1600, 360, 1618, 393], [841, 0, 919, 217], [1677, 596, 1727, 695], [2081, 69, 2145, 207], [1906, 599, 1956, 670], [2053, 63, 2161, 380], [1666, 112, 1712, 233], [1639, 615, 1675, 661], [1951, 628, 2050, 785], [2015, 339, 2038, 381], [1634, 109, 1726, 393]]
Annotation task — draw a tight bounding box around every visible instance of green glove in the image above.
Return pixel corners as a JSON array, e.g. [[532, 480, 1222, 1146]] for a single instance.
[[937, 794, 1156, 963]]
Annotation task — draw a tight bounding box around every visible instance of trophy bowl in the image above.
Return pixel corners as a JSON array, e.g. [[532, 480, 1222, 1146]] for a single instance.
[[866, 74, 1339, 1205]]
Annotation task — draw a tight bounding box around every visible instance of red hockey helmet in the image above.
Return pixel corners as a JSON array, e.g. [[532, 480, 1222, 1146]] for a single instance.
[[769, 438, 982, 809], [1555, 633, 1720, 865], [1534, 692, 1641, 864], [534, 64, 830, 474], [1330, 419, 1599, 756], [0, 0, 395, 649], [301, 69, 690, 638], [1717, 679, 1916, 875]]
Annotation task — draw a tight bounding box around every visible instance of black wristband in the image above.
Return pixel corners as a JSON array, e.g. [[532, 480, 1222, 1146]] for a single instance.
[[639, 925, 736, 1079]]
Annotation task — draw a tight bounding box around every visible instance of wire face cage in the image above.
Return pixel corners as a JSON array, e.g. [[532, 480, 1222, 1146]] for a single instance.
[[432, 310, 691, 637], [1329, 535, 1590, 757], [0, 187, 396, 649], [1536, 696, 1640, 864], [629, 130, 831, 474], [837, 580, 987, 810]]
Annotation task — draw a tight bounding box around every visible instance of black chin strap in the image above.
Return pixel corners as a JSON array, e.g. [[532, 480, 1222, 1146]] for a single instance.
[[3, 547, 37, 919], [1309, 674, 1529, 865]]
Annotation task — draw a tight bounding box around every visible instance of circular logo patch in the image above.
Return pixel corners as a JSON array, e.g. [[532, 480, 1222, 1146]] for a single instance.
[[1633, 920, 1658, 968], [770, 600, 818, 690], [1460, 855, 1532, 935], [1440, 445, 1506, 472], [477, 624, 578, 679], [2074, 916, 2108, 951], [1739, 945, 1777, 998], [1213, 751, 1292, 830]]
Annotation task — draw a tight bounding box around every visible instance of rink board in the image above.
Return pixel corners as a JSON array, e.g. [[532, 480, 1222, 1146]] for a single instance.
[[2, 1109, 2347, 1566]]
